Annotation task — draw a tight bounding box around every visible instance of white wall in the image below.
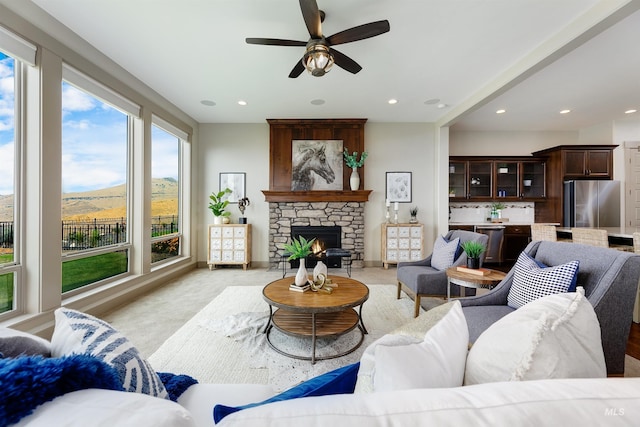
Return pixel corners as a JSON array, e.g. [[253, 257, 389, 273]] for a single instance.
[[449, 130, 579, 156], [197, 122, 437, 266]]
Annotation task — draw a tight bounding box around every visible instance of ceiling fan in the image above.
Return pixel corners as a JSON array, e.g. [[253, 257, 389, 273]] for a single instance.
[[246, 0, 390, 78]]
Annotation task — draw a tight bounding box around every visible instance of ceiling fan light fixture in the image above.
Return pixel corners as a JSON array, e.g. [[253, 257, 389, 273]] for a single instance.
[[303, 42, 334, 77]]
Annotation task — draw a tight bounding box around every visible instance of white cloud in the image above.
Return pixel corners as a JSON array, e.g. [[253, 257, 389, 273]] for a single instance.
[[62, 84, 96, 112], [0, 141, 14, 195]]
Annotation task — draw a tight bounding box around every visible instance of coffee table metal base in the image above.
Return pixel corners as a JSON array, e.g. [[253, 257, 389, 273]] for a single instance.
[[264, 307, 366, 364]]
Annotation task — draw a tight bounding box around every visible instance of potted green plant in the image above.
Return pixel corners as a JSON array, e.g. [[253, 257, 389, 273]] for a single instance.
[[409, 206, 418, 224], [491, 202, 506, 220], [209, 188, 232, 224], [343, 148, 368, 191], [283, 236, 317, 287], [461, 240, 486, 269]]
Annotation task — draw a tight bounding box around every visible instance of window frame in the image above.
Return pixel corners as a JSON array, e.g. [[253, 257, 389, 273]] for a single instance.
[[150, 116, 185, 266], [60, 65, 140, 295]]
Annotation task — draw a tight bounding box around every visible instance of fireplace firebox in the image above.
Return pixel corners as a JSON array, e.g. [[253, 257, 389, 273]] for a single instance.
[[290, 226, 341, 268]]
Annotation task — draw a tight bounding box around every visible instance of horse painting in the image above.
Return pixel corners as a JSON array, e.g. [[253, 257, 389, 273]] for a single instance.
[[291, 141, 342, 191]]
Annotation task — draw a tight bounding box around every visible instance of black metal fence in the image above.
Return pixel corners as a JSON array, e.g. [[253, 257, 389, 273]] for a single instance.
[[0, 216, 178, 251]]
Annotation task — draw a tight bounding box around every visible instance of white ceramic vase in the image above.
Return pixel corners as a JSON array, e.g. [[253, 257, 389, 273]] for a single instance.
[[313, 260, 328, 281], [350, 167, 360, 191], [213, 216, 223, 225], [295, 257, 309, 287]]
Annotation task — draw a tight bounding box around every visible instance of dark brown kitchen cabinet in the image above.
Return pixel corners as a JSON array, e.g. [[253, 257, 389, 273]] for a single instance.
[[531, 145, 617, 224], [449, 157, 545, 201], [562, 148, 612, 178], [502, 225, 531, 263]]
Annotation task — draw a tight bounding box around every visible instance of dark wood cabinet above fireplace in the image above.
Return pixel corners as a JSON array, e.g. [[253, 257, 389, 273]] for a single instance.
[[263, 118, 371, 202]]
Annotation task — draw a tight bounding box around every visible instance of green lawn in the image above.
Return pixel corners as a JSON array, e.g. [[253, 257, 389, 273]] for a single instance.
[[62, 251, 128, 293]]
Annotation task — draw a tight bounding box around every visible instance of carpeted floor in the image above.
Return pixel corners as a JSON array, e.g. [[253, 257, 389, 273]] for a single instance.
[[148, 284, 417, 391], [104, 266, 640, 382]]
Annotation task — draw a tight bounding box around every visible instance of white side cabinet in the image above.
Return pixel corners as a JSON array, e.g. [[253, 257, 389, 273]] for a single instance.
[[208, 224, 251, 270], [381, 223, 424, 269]]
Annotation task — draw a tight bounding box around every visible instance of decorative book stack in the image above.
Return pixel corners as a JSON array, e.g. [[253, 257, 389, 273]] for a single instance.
[[289, 282, 310, 292]]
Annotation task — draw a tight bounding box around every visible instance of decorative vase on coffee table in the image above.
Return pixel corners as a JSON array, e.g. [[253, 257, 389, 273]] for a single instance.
[[295, 257, 309, 287], [313, 260, 328, 281], [350, 168, 360, 191]]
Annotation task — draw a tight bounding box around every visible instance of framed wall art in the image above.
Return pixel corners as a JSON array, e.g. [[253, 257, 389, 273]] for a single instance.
[[219, 172, 246, 203], [386, 171, 412, 203], [291, 140, 343, 191]]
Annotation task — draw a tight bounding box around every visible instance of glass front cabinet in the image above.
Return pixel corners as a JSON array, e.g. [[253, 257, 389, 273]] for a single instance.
[[449, 157, 546, 201]]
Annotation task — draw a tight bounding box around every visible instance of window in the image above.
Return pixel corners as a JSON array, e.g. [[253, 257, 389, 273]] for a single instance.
[[0, 50, 16, 314], [151, 118, 183, 263], [61, 66, 138, 293]]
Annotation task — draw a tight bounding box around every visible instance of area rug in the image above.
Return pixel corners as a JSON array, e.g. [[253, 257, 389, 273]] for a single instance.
[[149, 285, 419, 391]]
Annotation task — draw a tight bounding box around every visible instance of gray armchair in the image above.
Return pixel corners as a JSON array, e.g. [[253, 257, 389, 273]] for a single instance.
[[397, 230, 489, 317], [460, 240, 640, 376]]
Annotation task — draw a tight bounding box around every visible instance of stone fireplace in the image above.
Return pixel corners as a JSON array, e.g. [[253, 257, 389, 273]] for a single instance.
[[268, 202, 365, 271]]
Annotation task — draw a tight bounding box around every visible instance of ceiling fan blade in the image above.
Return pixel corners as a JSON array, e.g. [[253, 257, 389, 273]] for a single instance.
[[246, 38, 307, 47], [299, 0, 322, 39], [331, 48, 362, 74], [326, 20, 390, 46], [288, 59, 306, 78]]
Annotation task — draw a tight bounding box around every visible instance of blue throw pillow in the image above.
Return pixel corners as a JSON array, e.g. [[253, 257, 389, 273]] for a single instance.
[[157, 372, 198, 402], [213, 362, 360, 423], [0, 354, 123, 427], [507, 252, 580, 309]]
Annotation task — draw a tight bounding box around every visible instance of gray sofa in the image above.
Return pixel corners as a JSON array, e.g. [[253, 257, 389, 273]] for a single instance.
[[460, 240, 640, 376], [397, 230, 489, 317]]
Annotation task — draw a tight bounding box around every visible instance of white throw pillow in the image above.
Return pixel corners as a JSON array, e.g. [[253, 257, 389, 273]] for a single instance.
[[464, 287, 606, 385], [14, 389, 195, 427], [356, 301, 468, 392], [430, 236, 460, 271], [507, 252, 579, 309], [51, 308, 168, 399]]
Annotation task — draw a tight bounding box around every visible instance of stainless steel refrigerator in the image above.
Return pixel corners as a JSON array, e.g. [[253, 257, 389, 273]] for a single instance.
[[563, 180, 620, 227]]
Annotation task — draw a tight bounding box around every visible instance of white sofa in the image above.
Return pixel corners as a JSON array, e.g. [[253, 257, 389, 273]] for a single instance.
[[7, 283, 640, 427], [15, 378, 640, 427]]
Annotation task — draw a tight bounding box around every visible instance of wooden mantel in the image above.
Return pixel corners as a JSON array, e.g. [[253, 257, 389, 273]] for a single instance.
[[262, 190, 372, 202]]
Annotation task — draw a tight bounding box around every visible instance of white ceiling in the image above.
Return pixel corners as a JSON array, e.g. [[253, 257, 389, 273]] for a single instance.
[[4, 0, 640, 131]]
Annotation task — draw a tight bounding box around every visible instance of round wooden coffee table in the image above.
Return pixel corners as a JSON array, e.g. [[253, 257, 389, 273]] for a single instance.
[[445, 267, 506, 301], [262, 275, 369, 364]]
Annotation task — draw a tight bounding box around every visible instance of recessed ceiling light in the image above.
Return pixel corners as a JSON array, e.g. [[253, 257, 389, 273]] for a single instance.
[[560, 109, 571, 114], [238, 100, 247, 106], [496, 109, 506, 114], [200, 100, 216, 106], [388, 99, 398, 105], [310, 99, 325, 105], [424, 98, 440, 105], [625, 109, 637, 114], [437, 103, 448, 109]]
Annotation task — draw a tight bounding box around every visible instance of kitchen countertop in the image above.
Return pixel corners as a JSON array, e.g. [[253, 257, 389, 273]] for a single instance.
[[556, 226, 640, 239]]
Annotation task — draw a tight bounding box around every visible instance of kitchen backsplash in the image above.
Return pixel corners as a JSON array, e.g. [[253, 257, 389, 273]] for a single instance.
[[449, 202, 535, 223]]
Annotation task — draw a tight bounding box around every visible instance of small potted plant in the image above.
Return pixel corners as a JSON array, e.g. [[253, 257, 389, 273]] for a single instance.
[[343, 148, 368, 191], [490, 202, 506, 220], [283, 236, 316, 287], [209, 188, 232, 224], [409, 206, 418, 224], [461, 240, 486, 269]]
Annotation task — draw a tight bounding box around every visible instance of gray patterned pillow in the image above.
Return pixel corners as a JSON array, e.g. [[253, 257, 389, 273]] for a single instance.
[[51, 308, 168, 398], [431, 236, 460, 271], [507, 252, 579, 309]]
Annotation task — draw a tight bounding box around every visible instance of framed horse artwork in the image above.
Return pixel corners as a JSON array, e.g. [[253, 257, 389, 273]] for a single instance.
[[291, 140, 343, 191]]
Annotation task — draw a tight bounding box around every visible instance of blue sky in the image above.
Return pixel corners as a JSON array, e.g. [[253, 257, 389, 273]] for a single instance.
[[0, 50, 179, 195]]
